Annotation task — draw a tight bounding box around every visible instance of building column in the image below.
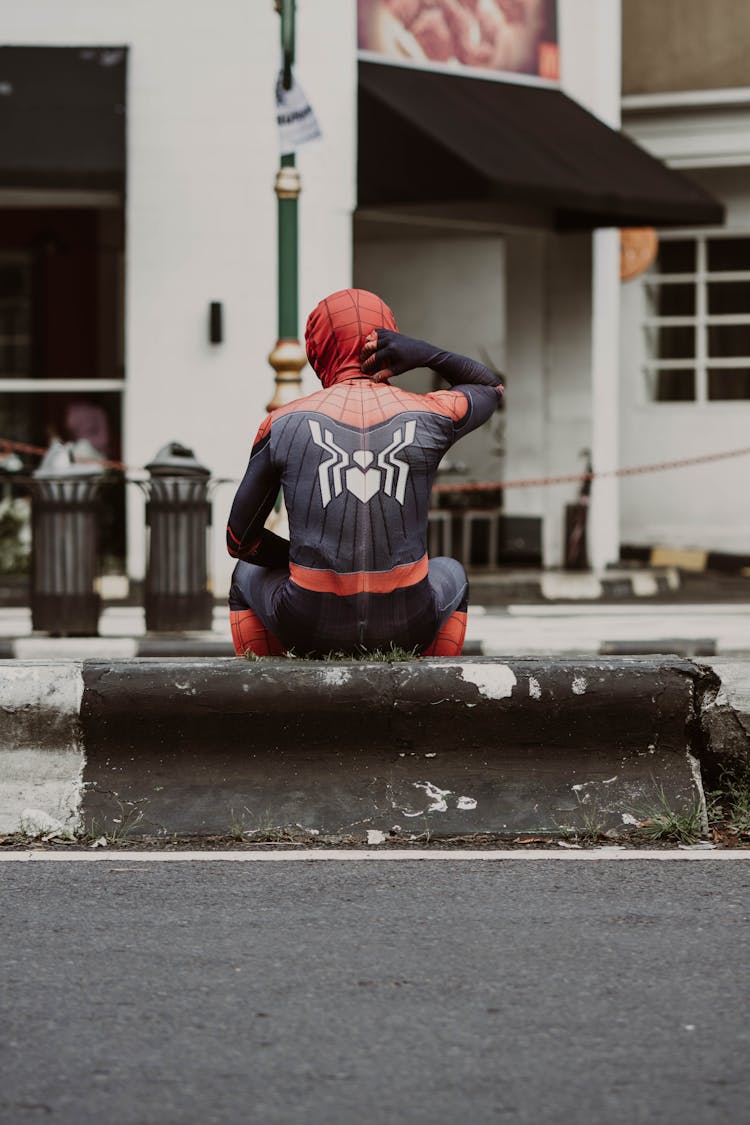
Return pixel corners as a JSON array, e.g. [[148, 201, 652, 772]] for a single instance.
[[589, 228, 621, 571], [560, 0, 623, 571]]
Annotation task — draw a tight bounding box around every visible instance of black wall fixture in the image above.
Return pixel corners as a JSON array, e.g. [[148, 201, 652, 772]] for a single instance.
[[209, 301, 223, 345]]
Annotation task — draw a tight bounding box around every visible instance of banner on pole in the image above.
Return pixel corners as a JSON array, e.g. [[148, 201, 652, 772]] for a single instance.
[[276, 70, 322, 154]]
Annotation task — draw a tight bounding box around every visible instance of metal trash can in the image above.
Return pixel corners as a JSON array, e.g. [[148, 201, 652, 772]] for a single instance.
[[144, 442, 213, 632], [30, 440, 104, 636]]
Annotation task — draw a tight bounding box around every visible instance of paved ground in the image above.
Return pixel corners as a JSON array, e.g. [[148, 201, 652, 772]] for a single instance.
[[1, 601, 749, 657], [469, 602, 750, 656], [2, 859, 749, 1124]]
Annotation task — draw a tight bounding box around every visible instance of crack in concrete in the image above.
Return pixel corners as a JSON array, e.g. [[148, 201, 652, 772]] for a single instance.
[[689, 661, 749, 780]]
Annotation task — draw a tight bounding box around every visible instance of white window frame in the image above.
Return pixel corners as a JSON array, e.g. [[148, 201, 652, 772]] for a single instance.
[[641, 228, 750, 405]]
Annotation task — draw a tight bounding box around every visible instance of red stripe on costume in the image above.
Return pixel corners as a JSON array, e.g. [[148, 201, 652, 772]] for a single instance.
[[253, 415, 272, 445], [230, 609, 286, 657], [289, 554, 428, 596], [424, 390, 470, 422], [421, 611, 467, 657]]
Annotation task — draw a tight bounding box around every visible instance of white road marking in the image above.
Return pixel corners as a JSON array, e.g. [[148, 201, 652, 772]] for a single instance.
[[501, 604, 750, 618], [0, 849, 748, 862]]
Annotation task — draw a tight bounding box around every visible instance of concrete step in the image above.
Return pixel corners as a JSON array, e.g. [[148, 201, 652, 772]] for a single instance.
[[2, 657, 747, 841]]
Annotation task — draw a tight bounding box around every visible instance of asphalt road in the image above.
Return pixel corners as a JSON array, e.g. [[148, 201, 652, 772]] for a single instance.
[[1, 859, 749, 1125]]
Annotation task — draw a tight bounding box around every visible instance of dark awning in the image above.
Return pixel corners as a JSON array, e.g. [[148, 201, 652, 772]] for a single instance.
[[359, 61, 724, 230], [0, 47, 126, 191]]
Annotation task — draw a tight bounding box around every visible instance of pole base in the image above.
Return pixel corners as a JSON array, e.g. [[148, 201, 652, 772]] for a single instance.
[[267, 338, 306, 412], [145, 593, 214, 633], [31, 593, 101, 637]]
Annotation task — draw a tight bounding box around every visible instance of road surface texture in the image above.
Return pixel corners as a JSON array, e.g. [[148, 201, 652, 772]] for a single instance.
[[1, 859, 749, 1124]]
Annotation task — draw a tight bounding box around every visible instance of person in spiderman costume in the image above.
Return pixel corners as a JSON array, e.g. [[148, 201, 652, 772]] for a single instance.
[[226, 288, 503, 657]]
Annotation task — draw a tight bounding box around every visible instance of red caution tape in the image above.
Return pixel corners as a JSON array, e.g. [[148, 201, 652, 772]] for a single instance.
[[0, 437, 128, 473], [3, 436, 750, 492]]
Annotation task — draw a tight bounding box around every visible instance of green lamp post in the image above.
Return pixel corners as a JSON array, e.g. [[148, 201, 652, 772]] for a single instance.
[[268, 0, 307, 412]]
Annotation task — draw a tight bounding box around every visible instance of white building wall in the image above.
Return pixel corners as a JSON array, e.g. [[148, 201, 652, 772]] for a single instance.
[[619, 165, 750, 553], [541, 233, 595, 565], [5, 0, 638, 582], [4, 0, 357, 594], [558, 0, 622, 570], [500, 0, 623, 569], [354, 232, 506, 485], [503, 232, 547, 525]]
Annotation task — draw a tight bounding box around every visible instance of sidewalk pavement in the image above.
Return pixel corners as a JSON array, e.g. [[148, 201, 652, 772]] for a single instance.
[[0, 598, 749, 659]]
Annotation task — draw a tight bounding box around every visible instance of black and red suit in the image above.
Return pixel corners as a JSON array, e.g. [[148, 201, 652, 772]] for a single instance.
[[226, 288, 503, 656]]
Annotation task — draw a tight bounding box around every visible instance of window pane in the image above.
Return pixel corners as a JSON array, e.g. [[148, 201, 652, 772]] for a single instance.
[[707, 238, 750, 272], [657, 325, 695, 359], [658, 283, 695, 316], [0, 208, 125, 381], [0, 340, 30, 377], [653, 369, 695, 402], [0, 391, 125, 566], [707, 324, 750, 358], [708, 281, 750, 315], [0, 391, 122, 462], [0, 261, 27, 298], [0, 256, 31, 377], [657, 240, 695, 273], [708, 368, 750, 400]]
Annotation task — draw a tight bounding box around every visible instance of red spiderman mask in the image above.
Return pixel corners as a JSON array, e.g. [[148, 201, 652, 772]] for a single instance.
[[305, 288, 397, 388]]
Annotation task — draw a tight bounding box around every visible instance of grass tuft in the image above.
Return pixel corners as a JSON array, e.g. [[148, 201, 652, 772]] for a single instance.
[[243, 643, 420, 663], [634, 786, 705, 845], [320, 644, 420, 663], [708, 768, 750, 836]]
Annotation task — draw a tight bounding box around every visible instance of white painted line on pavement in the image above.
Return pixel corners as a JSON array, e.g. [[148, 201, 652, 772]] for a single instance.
[[0, 848, 748, 862], [505, 604, 750, 618], [14, 637, 138, 659]]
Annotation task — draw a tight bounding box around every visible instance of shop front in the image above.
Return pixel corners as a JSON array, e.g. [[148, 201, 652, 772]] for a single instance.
[[353, 1, 723, 568]]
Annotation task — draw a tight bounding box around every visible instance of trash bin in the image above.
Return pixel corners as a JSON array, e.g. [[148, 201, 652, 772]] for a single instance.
[[144, 442, 213, 632], [30, 441, 104, 635]]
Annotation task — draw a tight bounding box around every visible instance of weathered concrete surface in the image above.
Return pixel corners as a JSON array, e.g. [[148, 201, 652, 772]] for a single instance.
[[699, 659, 750, 780], [78, 657, 709, 837], [4, 655, 745, 839], [0, 661, 85, 835]]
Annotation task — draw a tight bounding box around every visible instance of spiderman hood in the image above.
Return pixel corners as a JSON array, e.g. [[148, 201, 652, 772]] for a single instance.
[[305, 288, 397, 388]]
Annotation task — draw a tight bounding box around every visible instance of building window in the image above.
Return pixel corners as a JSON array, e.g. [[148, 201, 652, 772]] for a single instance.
[[0, 253, 32, 377], [643, 233, 750, 403]]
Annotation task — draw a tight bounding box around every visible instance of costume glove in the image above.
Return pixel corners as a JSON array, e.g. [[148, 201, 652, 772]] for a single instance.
[[361, 329, 503, 390]]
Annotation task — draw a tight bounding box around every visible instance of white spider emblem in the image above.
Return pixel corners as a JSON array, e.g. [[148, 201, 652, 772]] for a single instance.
[[308, 419, 416, 507]]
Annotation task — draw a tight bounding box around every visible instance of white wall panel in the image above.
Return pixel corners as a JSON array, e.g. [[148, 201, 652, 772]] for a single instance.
[[3, 0, 356, 591]]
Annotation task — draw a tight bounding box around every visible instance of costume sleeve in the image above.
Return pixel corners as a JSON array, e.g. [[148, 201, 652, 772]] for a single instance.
[[361, 328, 505, 391], [226, 420, 289, 568], [360, 329, 503, 441], [423, 349, 503, 392], [428, 383, 503, 442]]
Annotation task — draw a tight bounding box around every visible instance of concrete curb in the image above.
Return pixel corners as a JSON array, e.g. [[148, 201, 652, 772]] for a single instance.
[[699, 658, 750, 775], [2, 656, 745, 839]]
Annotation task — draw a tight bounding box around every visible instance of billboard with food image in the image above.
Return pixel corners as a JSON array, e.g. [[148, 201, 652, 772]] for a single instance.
[[358, 0, 559, 81]]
